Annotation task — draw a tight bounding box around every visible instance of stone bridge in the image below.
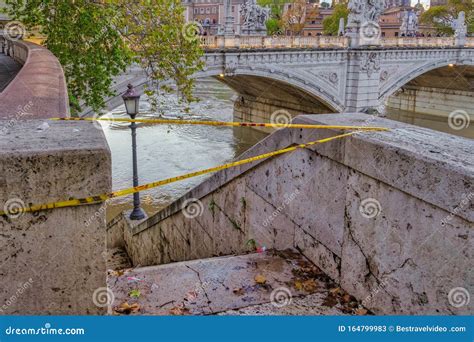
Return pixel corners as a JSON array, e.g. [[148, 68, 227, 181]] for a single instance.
[[93, 37, 474, 126]]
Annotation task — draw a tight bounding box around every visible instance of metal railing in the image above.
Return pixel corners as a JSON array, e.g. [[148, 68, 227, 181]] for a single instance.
[[201, 35, 470, 49]]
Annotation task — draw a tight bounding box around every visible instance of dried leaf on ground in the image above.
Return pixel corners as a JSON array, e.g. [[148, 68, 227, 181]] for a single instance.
[[329, 287, 342, 296], [302, 279, 318, 292], [355, 308, 368, 315], [342, 294, 351, 303], [114, 302, 140, 315], [129, 289, 141, 298], [254, 274, 266, 284], [294, 280, 303, 291], [169, 304, 190, 316], [322, 295, 338, 307], [186, 291, 198, 301]]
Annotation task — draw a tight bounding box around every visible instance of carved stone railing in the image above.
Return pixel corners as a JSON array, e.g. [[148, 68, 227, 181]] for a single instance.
[[200, 35, 467, 49], [380, 37, 456, 48], [201, 35, 349, 49]]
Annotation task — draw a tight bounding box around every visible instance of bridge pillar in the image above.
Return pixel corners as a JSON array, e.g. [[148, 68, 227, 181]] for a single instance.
[[344, 51, 383, 113]]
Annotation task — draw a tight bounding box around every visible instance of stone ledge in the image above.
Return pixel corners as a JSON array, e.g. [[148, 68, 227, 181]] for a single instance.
[[294, 114, 473, 223], [0, 39, 69, 119]]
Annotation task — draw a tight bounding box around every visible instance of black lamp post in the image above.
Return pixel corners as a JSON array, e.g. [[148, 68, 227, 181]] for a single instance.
[[122, 84, 146, 221]]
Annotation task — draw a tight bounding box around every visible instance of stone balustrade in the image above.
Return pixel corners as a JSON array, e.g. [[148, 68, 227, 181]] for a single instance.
[[0, 34, 69, 119], [200, 35, 471, 49]]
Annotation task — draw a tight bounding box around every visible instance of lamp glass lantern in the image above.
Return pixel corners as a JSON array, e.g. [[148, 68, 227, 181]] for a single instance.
[[122, 84, 141, 117]]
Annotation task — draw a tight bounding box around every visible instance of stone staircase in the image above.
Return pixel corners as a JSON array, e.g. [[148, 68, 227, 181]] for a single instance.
[[107, 249, 367, 316]]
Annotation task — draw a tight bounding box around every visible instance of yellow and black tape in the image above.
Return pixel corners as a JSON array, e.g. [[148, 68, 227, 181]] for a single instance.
[[51, 117, 389, 132], [0, 132, 365, 216]]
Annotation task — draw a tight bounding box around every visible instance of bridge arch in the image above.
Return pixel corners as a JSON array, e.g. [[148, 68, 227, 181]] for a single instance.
[[379, 60, 474, 103], [198, 66, 344, 113], [91, 63, 343, 117]]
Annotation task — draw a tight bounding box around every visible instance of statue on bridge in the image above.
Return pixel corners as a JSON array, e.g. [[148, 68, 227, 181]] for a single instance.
[[400, 9, 419, 37], [240, 0, 270, 36], [346, 0, 386, 47], [453, 11, 467, 46]]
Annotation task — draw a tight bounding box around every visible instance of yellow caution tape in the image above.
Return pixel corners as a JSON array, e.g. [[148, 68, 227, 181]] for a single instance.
[[51, 117, 389, 132], [0, 132, 366, 216]]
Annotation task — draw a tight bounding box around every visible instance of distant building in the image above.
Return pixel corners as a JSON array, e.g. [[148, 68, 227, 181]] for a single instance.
[[182, 0, 247, 35]]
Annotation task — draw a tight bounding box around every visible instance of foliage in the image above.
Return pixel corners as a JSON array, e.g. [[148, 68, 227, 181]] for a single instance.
[[265, 18, 282, 35], [280, 0, 307, 36], [323, 3, 349, 35], [258, 0, 286, 34], [3, 0, 204, 113], [420, 0, 473, 35]]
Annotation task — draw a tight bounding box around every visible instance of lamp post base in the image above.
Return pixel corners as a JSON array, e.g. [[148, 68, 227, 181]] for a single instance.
[[129, 207, 146, 221]]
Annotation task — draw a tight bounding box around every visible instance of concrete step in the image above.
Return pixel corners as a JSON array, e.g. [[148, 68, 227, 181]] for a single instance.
[[105, 247, 133, 271], [107, 249, 368, 316]]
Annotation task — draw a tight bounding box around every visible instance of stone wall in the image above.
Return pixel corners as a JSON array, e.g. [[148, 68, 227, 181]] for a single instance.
[[0, 39, 111, 314], [386, 85, 474, 117], [0, 121, 111, 315], [110, 113, 472, 315], [0, 36, 69, 119]]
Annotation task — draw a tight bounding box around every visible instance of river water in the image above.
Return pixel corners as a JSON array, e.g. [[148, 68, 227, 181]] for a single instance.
[[102, 79, 266, 221], [103, 78, 472, 221]]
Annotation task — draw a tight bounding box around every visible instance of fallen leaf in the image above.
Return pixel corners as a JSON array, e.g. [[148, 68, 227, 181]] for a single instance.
[[233, 288, 245, 296], [322, 295, 338, 307], [294, 280, 303, 291], [329, 287, 341, 296], [129, 289, 141, 299], [302, 279, 318, 292], [169, 304, 190, 316], [186, 290, 198, 301], [109, 269, 125, 277], [254, 274, 266, 284], [355, 308, 368, 315], [114, 302, 140, 315], [342, 294, 351, 303]]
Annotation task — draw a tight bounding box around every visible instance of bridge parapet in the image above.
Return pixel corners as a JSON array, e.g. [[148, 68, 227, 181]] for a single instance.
[[0, 34, 69, 119], [201, 35, 472, 50]]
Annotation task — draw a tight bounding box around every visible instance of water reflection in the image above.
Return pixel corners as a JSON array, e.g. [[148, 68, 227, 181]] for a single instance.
[[385, 108, 473, 139]]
